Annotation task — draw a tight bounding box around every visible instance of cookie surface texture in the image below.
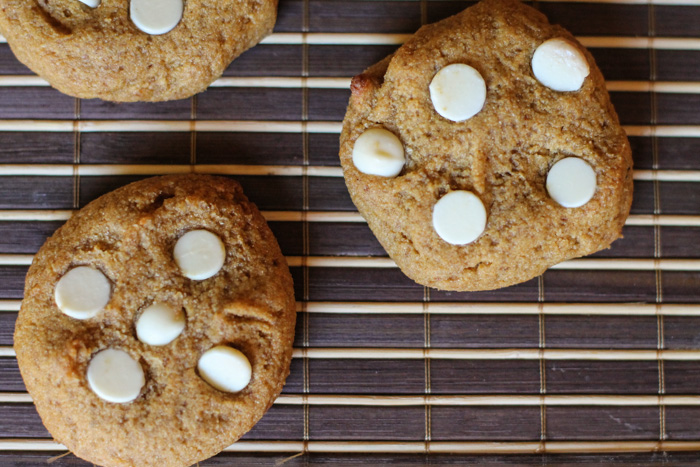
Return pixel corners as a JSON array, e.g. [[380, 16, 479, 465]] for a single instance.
[[340, 0, 633, 291], [0, 0, 277, 101], [14, 175, 296, 467]]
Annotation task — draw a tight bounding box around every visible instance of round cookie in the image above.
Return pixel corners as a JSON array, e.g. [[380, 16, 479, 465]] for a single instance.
[[340, 0, 633, 292], [0, 0, 277, 101], [14, 175, 296, 466]]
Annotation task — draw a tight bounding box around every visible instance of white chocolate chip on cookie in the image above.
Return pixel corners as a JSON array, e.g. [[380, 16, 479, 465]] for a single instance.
[[54, 266, 111, 320], [130, 0, 183, 35], [546, 157, 597, 208], [432, 190, 487, 245], [87, 348, 145, 403], [77, 0, 100, 8], [352, 128, 405, 177], [174, 230, 226, 280], [532, 38, 590, 92], [429, 63, 487, 122], [198, 346, 252, 394], [136, 303, 186, 346]]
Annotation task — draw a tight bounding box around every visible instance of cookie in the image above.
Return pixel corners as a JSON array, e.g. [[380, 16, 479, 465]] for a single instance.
[[339, 0, 633, 291], [14, 175, 296, 466], [0, 0, 277, 101]]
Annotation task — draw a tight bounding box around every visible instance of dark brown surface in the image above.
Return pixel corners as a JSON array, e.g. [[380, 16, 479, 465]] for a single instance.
[[0, 0, 698, 464]]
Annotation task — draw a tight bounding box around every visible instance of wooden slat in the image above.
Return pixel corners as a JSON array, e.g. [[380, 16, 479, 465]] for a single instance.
[[3, 300, 700, 315], [2, 254, 699, 270], [3, 346, 700, 360], [0, 211, 698, 227], [9, 393, 700, 406]]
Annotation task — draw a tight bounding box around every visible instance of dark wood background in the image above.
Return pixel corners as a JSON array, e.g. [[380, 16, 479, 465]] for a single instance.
[[1, 0, 700, 465]]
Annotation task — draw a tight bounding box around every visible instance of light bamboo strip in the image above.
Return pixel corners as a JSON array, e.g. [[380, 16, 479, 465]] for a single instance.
[[2, 33, 700, 48], [222, 441, 307, 453], [0, 300, 20, 311], [0, 120, 341, 133], [0, 210, 73, 221], [625, 214, 700, 227], [0, 393, 32, 403], [0, 440, 67, 451], [5, 392, 700, 406], [0, 76, 49, 86], [0, 120, 74, 132], [625, 125, 700, 137], [1, 301, 699, 316], [283, 256, 700, 271], [211, 76, 351, 88], [607, 81, 700, 93], [0, 120, 699, 138], [304, 302, 700, 316], [260, 211, 365, 222], [1, 211, 699, 227], [256, 34, 700, 49], [549, 258, 700, 271], [0, 164, 343, 177], [634, 170, 700, 182], [79, 120, 343, 133], [2, 254, 700, 271], [2, 346, 700, 360], [4, 75, 700, 93], [0, 254, 33, 266], [3, 439, 700, 454], [283, 347, 700, 360], [274, 394, 700, 406], [0, 164, 696, 181]]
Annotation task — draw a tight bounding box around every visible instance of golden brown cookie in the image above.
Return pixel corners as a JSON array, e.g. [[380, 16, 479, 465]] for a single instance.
[[14, 175, 296, 466], [0, 0, 277, 101], [340, 0, 633, 291]]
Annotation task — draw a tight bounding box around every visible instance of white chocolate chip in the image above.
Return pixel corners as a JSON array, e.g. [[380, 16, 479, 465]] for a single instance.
[[54, 266, 111, 320], [173, 230, 225, 280], [78, 0, 100, 8], [130, 0, 183, 35], [432, 190, 487, 245], [429, 63, 487, 122], [532, 38, 590, 92], [87, 349, 145, 403], [135, 303, 185, 346], [352, 128, 405, 177], [198, 346, 252, 394], [546, 157, 597, 208]]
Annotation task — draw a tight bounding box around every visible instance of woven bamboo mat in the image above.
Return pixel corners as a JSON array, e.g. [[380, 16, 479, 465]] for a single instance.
[[1, 0, 700, 464]]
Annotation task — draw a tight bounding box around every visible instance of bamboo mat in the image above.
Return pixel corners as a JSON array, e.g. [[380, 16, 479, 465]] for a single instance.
[[1, 0, 700, 464]]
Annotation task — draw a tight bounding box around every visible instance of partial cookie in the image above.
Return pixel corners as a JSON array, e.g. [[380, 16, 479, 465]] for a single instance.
[[0, 0, 277, 101], [340, 0, 633, 291], [14, 175, 296, 466]]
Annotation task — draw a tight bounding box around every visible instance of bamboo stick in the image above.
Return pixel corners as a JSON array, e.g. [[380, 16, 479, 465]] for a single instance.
[[0, 120, 697, 138], [0, 301, 697, 315], [3, 75, 700, 93], [0, 164, 693, 181], [1, 211, 699, 227], [0, 120, 700, 138], [3, 254, 700, 271], [6, 392, 700, 407], [1, 300, 698, 316], [1, 345, 699, 361], [3, 439, 700, 454], [283, 256, 700, 271]]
